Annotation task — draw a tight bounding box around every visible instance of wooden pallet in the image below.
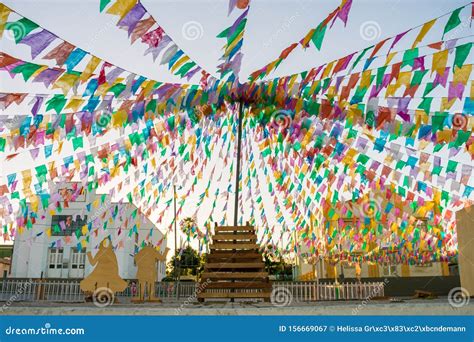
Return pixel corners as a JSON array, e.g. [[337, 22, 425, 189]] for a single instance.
[[198, 223, 271, 302]]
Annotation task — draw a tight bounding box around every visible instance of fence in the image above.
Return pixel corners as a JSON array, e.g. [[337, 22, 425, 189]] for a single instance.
[[0, 279, 385, 304], [273, 281, 385, 301]]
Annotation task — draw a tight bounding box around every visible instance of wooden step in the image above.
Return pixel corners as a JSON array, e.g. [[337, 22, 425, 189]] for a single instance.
[[210, 243, 259, 250], [213, 233, 256, 241], [205, 262, 265, 269], [215, 226, 255, 233], [201, 272, 268, 280], [197, 292, 271, 299], [200, 281, 272, 289], [206, 251, 262, 259]]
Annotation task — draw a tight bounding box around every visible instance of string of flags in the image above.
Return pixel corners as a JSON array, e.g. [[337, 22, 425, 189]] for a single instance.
[[0, 0, 472, 265]]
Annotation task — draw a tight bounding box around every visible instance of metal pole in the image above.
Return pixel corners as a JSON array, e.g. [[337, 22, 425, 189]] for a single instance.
[[174, 185, 177, 254], [234, 99, 244, 226], [173, 185, 179, 284]]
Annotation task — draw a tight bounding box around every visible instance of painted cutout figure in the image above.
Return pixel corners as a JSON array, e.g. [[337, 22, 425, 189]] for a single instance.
[[80, 238, 127, 294], [133, 244, 169, 302]]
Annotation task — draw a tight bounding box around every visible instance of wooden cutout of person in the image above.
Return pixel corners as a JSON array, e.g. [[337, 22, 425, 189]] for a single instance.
[[80, 238, 127, 294], [133, 244, 169, 302]]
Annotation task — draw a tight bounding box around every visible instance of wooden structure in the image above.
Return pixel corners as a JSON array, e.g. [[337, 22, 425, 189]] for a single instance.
[[456, 207, 474, 296], [132, 246, 169, 303], [80, 238, 127, 294], [197, 223, 271, 301]]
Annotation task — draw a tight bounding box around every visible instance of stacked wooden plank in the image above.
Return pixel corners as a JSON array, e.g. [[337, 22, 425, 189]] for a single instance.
[[197, 224, 271, 301]]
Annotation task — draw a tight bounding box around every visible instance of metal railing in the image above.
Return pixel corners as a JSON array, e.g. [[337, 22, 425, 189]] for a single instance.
[[0, 279, 385, 304]]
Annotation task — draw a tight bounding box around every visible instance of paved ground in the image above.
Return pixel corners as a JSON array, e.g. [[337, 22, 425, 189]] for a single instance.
[[1, 298, 473, 315]]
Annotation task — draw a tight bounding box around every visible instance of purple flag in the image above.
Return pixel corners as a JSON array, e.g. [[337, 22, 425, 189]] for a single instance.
[[448, 81, 464, 100], [397, 97, 411, 121], [118, 2, 146, 36], [19, 29, 57, 59], [32, 68, 63, 87], [30, 96, 45, 116], [388, 30, 409, 54], [185, 66, 201, 80], [331, 0, 353, 27], [433, 67, 450, 88], [413, 56, 425, 70]]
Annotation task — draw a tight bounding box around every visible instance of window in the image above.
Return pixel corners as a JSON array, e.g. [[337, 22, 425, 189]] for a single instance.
[[415, 262, 433, 268], [382, 264, 397, 276], [58, 185, 86, 202], [48, 248, 63, 269], [70, 248, 86, 270], [51, 215, 87, 236]]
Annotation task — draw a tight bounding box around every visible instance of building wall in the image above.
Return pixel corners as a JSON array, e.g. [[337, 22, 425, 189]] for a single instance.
[[297, 259, 445, 280], [456, 207, 474, 295], [0, 259, 11, 276], [11, 184, 167, 281]]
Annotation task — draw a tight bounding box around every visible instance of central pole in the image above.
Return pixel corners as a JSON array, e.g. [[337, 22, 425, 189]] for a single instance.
[[174, 185, 177, 254], [234, 99, 244, 226]]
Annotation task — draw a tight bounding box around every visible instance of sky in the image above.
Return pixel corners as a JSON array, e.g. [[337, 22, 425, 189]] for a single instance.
[[0, 0, 472, 253], [0, 0, 470, 88]]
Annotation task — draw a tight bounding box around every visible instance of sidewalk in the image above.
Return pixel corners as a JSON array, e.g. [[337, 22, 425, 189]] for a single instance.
[[1, 299, 472, 316]]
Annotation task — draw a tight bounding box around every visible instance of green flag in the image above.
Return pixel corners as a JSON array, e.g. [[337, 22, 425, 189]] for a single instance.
[[72, 136, 83, 150], [45, 94, 67, 113], [311, 23, 327, 50], [99, 0, 111, 12], [11, 62, 42, 81], [453, 43, 472, 68], [442, 7, 462, 38], [5, 18, 38, 43]]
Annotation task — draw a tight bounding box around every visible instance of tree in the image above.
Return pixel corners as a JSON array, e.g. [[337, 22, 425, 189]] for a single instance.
[[262, 250, 293, 280], [167, 246, 204, 280]]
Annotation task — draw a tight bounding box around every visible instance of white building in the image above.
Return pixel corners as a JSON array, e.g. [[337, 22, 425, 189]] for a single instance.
[[11, 183, 167, 281]]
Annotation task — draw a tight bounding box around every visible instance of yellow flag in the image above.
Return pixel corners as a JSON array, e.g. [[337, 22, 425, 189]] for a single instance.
[[0, 4, 11, 39], [384, 52, 397, 66], [412, 19, 436, 48], [80, 56, 101, 83], [431, 49, 448, 76], [53, 72, 80, 95], [170, 55, 190, 73], [453, 64, 472, 85], [65, 97, 85, 111], [106, 0, 136, 20], [322, 61, 335, 78], [360, 69, 372, 88], [440, 97, 456, 111], [113, 109, 128, 127]]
